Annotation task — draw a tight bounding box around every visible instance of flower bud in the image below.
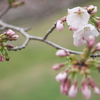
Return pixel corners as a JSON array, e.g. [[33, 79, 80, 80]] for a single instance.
[[55, 72, 67, 82], [95, 42, 100, 51], [81, 79, 91, 99], [87, 5, 97, 14], [52, 63, 64, 70], [56, 49, 69, 57], [60, 78, 71, 95], [6, 29, 15, 36], [61, 17, 66, 22], [11, 35, 19, 40], [56, 20, 64, 31], [0, 55, 4, 62], [88, 76, 100, 95], [68, 80, 78, 98], [87, 35, 95, 48], [5, 44, 14, 48], [94, 86, 100, 95], [96, 22, 100, 32], [11, 1, 25, 8]]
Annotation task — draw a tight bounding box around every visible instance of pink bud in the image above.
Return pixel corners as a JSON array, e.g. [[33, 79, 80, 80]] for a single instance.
[[0, 55, 4, 61], [60, 78, 71, 95], [96, 22, 100, 32], [68, 80, 78, 98], [56, 49, 69, 57], [12, 35, 19, 40], [52, 63, 64, 70], [6, 29, 15, 36], [88, 76, 95, 87], [55, 72, 67, 82], [87, 5, 97, 14], [88, 76, 100, 95], [95, 42, 100, 51], [94, 86, 100, 95], [81, 79, 91, 99], [87, 35, 95, 48], [61, 17, 66, 22], [56, 20, 64, 31], [5, 44, 14, 48]]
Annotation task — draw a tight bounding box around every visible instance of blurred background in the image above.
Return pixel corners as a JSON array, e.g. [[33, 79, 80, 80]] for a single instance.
[[0, 0, 100, 100]]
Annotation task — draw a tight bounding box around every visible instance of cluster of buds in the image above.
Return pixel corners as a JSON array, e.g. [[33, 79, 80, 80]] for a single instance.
[[7, 0, 25, 8], [52, 35, 100, 99], [86, 5, 100, 33], [56, 5, 100, 47], [1, 29, 19, 42], [0, 29, 19, 61]]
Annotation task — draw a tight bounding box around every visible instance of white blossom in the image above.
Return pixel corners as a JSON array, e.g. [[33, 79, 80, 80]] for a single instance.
[[66, 7, 90, 30], [73, 24, 99, 46]]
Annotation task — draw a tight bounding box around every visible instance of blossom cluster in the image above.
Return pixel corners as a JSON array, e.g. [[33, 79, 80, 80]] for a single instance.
[[7, 0, 24, 8], [52, 36, 100, 99], [0, 29, 19, 61], [56, 5, 100, 47]]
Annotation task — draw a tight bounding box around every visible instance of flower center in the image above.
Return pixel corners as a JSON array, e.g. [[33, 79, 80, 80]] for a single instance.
[[76, 9, 83, 17], [84, 27, 90, 32]]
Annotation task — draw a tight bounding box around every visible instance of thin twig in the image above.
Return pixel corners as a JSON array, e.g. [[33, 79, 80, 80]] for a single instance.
[[43, 16, 66, 40], [43, 22, 56, 40], [0, 6, 11, 19], [24, 27, 31, 32]]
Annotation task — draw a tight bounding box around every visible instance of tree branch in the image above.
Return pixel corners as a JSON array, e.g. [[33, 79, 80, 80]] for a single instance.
[[43, 16, 66, 40], [43, 22, 56, 40], [0, 19, 100, 57]]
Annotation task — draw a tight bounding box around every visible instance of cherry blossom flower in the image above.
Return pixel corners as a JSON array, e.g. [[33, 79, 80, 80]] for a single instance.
[[66, 7, 90, 30], [73, 37, 86, 47], [73, 24, 99, 46]]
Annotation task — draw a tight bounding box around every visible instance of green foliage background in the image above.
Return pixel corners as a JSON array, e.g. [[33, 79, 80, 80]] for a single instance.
[[0, 0, 100, 100]]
